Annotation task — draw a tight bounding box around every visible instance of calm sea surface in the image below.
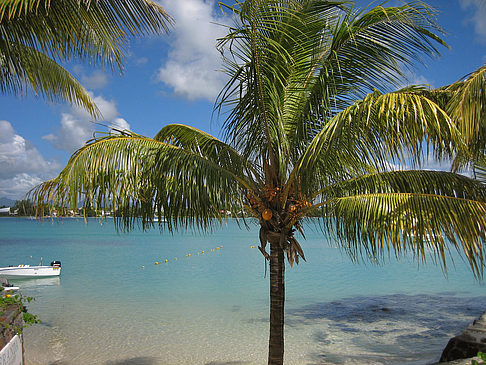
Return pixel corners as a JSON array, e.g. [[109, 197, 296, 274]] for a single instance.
[[1, 217, 485, 365]]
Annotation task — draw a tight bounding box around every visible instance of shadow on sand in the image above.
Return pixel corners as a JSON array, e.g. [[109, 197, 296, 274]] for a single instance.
[[205, 362, 252, 365], [288, 293, 486, 365], [105, 357, 159, 365]]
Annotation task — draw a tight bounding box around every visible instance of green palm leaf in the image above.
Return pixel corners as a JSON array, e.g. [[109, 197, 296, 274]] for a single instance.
[[0, 0, 172, 115], [294, 90, 459, 198], [421, 65, 486, 169], [446, 65, 486, 155], [30, 129, 252, 231], [320, 170, 486, 277], [0, 41, 100, 117], [154, 123, 263, 186]]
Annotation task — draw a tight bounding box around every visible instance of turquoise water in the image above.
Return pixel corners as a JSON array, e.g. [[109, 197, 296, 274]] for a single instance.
[[1, 217, 485, 365]]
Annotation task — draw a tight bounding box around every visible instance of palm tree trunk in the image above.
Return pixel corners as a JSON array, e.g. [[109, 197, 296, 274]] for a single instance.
[[268, 236, 285, 365]]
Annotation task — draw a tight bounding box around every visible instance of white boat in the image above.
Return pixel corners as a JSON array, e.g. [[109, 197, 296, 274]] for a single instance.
[[0, 260, 61, 278]]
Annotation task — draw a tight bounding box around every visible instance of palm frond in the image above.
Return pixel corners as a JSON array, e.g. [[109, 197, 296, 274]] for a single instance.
[[295, 90, 460, 195], [319, 169, 486, 203], [323, 1, 446, 92], [420, 65, 486, 170], [318, 170, 486, 277], [445, 64, 486, 154], [0, 41, 100, 117], [154, 123, 262, 187], [0, 0, 172, 115], [474, 156, 486, 182], [1, 0, 172, 67], [29, 131, 250, 232]]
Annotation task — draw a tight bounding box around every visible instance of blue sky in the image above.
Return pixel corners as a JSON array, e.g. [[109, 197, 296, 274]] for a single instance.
[[1, 0, 485, 200]]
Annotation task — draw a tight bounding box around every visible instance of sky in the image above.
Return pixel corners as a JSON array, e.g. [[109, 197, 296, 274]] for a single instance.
[[0, 0, 486, 200]]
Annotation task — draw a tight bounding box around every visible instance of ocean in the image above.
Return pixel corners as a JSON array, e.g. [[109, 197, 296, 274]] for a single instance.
[[0, 217, 485, 365]]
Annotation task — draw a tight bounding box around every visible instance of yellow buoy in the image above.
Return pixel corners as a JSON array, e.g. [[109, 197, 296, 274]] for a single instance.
[[174, 258, 177, 261], [251, 245, 255, 248], [201, 251, 205, 254], [216, 247, 220, 250], [210, 249, 214, 252], [141, 266, 145, 269], [164, 259, 168, 263], [155, 262, 159, 265]]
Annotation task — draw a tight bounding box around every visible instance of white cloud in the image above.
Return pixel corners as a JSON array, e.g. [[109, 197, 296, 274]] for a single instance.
[[70, 93, 119, 121], [43, 93, 131, 153], [42, 113, 94, 152], [0, 96, 131, 199], [0, 120, 15, 143], [396, 70, 433, 89], [156, 0, 230, 101], [0, 121, 61, 200], [110, 118, 130, 132], [460, 0, 486, 41], [0, 174, 44, 201], [405, 72, 430, 87], [81, 70, 109, 89]]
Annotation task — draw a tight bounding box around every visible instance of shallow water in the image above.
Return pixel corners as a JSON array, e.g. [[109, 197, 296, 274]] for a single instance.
[[0, 217, 485, 364]]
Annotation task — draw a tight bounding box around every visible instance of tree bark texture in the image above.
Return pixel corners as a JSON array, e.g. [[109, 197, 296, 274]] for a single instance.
[[268, 236, 285, 365]]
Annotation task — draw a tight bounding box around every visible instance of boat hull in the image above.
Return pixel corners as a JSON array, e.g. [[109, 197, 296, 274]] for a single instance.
[[0, 266, 61, 278]]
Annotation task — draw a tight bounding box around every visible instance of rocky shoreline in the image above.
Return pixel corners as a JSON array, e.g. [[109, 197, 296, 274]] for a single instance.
[[435, 311, 486, 364], [435, 358, 478, 365]]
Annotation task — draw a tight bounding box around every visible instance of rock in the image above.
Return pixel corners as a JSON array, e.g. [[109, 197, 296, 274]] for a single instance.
[[434, 357, 479, 365], [440, 312, 486, 362]]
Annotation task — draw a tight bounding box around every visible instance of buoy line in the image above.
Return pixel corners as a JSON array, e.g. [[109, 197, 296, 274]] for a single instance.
[[141, 245, 224, 269]]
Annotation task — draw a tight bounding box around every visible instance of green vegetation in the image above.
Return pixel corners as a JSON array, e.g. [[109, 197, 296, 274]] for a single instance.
[[442, 64, 486, 178], [0, 0, 172, 117], [29, 1, 486, 364], [472, 352, 486, 365], [0, 288, 40, 334], [12, 199, 35, 216]]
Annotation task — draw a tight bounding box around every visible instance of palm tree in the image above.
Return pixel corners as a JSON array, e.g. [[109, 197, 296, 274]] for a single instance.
[[442, 64, 486, 197], [31, 1, 486, 364], [444, 65, 486, 169], [0, 0, 172, 117], [429, 0, 485, 184]]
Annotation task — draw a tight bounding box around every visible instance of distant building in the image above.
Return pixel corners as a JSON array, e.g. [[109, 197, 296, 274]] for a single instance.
[[0, 207, 18, 215]]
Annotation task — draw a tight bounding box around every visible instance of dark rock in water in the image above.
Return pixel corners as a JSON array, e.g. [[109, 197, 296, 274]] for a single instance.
[[440, 311, 486, 362]]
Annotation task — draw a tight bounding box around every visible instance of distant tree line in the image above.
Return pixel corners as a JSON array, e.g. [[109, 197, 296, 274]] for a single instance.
[[0, 200, 41, 216], [12, 200, 35, 216]]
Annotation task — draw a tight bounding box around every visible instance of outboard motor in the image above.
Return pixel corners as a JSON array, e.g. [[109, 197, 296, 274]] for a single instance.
[[50, 261, 61, 267]]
